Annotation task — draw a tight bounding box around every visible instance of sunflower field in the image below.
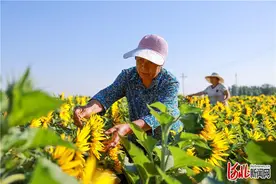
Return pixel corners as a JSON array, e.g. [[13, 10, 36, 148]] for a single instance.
[[1, 69, 276, 184]]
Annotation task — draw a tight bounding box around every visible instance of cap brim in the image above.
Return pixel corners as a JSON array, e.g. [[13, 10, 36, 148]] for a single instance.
[[123, 48, 165, 66]]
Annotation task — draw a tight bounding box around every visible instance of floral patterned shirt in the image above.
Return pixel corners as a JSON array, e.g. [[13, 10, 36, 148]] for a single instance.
[[92, 67, 183, 139]]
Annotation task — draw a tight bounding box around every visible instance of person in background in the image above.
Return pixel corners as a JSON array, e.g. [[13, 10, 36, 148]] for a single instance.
[[73, 34, 182, 151], [187, 72, 231, 105]]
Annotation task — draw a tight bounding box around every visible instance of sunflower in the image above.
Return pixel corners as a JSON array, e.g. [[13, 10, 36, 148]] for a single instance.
[[256, 108, 267, 116], [60, 92, 65, 100], [76, 96, 88, 106], [40, 111, 53, 129], [76, 125, 91, 153], [200, 112, 218, 140], [200, 120, 217, 141], [74, 124, 92, 167], [186, 147, 196, 156], [224, 127, 236, 144], [263, 118, 274, 132], [60, 103, 71, 126], [231, 113, 240, 125], [248, 129, 266, 141], [86, 115, 106, 160], [245, 105, 252, 116], [52, 146, 82, 177], [30, 118, 41, 128], [81, 155, 116, 184], [67, 95, 74, 106], [268, 135, 274, 142], [50, 134, 82, 177], [225, 107, 232, 118], [108, 144, 123, 173], [249, 118, 259, 129], [199, 127, 230, 171], [111, 101, 121, 125]]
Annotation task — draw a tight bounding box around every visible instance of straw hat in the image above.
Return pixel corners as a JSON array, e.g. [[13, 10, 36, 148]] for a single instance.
[[205, 72, 224, 84]]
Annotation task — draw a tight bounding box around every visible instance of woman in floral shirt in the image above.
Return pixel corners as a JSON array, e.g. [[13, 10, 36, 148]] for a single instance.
[[73, 34, 182, 150]]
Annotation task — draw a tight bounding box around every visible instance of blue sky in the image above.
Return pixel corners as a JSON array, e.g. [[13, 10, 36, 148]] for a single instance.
[[1, 1, 276, 96]]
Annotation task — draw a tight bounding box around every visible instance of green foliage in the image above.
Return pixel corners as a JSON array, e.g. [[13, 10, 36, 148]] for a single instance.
[[122, 102, 217, 184], [21, 128, 76, 150], [1, 68, 79, 184], [168, 146, 213, 169], [7, 90, 63, 127], [179, 104, 201, 115], [121, 137, 158, 184], [156, 167, 182, 184], [129, 123, 157, 157], [147, 104, 175, 126], [30, 158, 78, 184], [245, 141, 276, 164]]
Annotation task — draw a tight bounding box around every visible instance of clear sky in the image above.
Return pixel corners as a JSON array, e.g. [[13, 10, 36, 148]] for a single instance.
[[1, 1, 276, 96]]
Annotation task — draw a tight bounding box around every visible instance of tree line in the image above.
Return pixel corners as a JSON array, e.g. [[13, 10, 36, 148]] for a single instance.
[[229, 84, 276, 96]]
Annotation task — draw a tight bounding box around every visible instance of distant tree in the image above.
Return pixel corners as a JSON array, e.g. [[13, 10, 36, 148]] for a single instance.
[[229, 84, 276, 96]]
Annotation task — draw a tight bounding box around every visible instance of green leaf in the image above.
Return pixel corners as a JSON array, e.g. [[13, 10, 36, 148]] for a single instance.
[[213, 167, 224, 182], [1, 128, 26, 151], [156, 167, 182, 184], [147, 105, 175, 126], [177, 132, 211, 150], [129, 123, 157, 156], [180, 113, 200, 132], [182, 167, 196, 177], [179, 104, 201, 115], [174, 174, 193, 184], [17, 67, 31, 90], [21, 128, 76, 150], [154, 147, 162, 160], [149, 102, 167, 113], [193, 140, 212, 150], [123, 169, 140, 184], [169, 146, 213, 169], [8, 90, 63, 127], [245, 141, 276, 164], [0, 91, 8, 112], [177, 141, 192, 149], [179, 132, 203, 141], [193, 172, 208, 183], [121, 137, 158, 183], [30, 158, 78, 184]]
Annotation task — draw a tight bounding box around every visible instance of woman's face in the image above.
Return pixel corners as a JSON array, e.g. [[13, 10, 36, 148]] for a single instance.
[[136, 56, 162, 80], [210, 77, 219, 85]]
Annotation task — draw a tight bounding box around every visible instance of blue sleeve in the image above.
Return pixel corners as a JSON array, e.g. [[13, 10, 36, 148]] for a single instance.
[[141, 81, 183, 133], [91, 70, 127, 113]]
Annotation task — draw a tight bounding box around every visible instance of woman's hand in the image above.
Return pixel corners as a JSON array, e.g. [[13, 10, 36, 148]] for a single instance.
[[104, 124, 132, 151], [73, 100, 104, 129], [73, 106, 89, 128]]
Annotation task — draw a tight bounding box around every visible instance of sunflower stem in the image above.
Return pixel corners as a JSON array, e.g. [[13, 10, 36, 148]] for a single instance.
[[160, 126, 169, 172]]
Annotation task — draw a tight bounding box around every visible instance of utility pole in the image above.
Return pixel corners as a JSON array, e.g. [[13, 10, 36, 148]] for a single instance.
[[180, 73, 187, 96]]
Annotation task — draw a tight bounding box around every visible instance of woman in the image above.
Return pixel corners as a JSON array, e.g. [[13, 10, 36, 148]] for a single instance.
[[73, 34, 182, 150], [188, 72, 231, 105]]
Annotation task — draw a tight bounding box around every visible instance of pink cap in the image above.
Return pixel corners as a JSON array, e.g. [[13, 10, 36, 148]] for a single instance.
[[123, 34, 168, 65]]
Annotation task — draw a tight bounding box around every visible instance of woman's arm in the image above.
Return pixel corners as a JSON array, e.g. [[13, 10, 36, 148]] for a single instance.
[[73, 70, 127, 128], [188, 91, 205, 97], [223, 90, 231, 101]]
